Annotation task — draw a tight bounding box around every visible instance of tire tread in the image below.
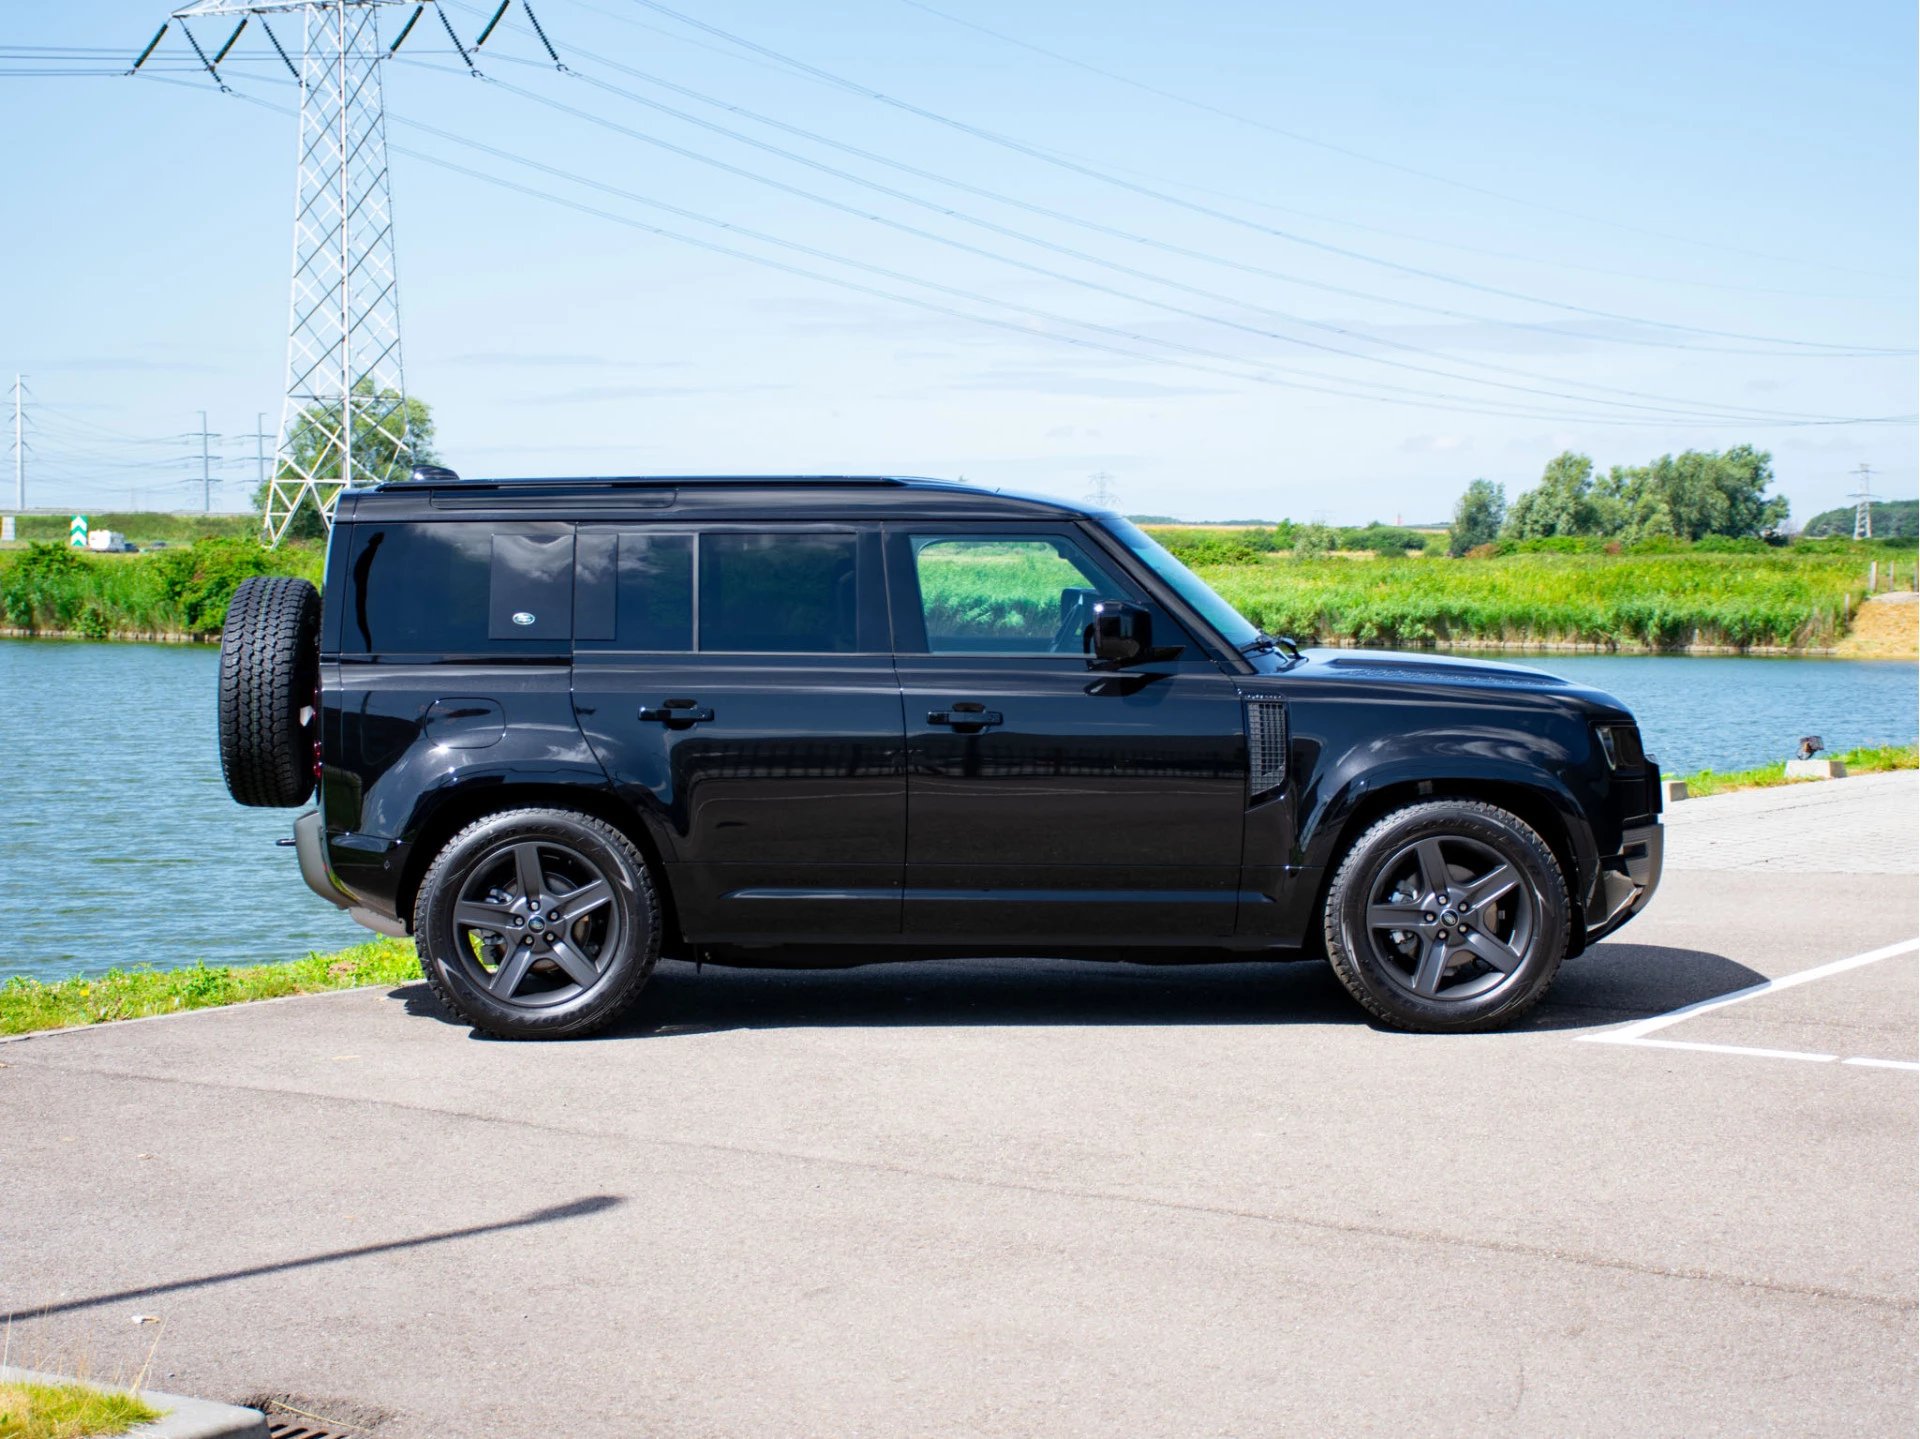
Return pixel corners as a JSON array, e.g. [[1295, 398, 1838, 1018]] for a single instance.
[[413, 808, 662, 1041], [217, 575, 320, 808], [1322, 798, 1569, 1033]]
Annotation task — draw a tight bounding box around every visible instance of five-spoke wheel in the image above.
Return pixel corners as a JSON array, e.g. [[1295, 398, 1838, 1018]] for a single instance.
[[1325, 799, 1568, 1032], [414, 809, 660, 1039], [451, 838, 623, 1006]]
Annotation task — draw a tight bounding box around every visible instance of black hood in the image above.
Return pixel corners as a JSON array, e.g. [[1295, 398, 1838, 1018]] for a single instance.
[[1254, 647, 1637, 721]]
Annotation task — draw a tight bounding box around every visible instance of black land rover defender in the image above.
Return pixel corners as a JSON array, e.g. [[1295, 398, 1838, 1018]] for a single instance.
[[217, 476, 1661, 1039]]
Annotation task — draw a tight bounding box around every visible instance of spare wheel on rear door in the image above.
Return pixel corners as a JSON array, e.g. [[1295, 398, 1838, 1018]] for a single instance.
[[218, 574, 321, 807]]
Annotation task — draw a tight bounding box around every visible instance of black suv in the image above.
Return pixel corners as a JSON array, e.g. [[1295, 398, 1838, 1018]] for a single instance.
[[217, 476, 1661, 1038]]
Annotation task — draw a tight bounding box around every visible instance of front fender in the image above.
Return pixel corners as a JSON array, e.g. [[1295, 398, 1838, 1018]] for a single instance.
[[1294, 722, 1601, 908]]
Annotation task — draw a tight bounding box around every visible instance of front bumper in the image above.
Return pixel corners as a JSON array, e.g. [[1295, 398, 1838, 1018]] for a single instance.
[[292, 809, 410, 939], [1583, 820, 1662, 944]]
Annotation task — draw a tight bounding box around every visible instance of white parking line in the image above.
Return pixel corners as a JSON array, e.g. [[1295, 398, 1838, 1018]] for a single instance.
[[1578, 937, 1920, 1070]]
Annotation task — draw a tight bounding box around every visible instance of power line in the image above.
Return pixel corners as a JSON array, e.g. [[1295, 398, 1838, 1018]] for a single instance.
[[560, 0, 1904, 303], [198, 76, 1914, 430], [510, 28, 1891, 309], [377, 105, 1766, 426], [607, 0, 1908, 354], [461, 53, 1890, 425], [890, 0, 1910, 285], [455, 19, 1906, 360]]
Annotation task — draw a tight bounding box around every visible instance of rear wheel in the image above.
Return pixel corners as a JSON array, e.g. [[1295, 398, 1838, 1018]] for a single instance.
[[414, 809, 661, 1040], [1323, 799, 1569, 1033]]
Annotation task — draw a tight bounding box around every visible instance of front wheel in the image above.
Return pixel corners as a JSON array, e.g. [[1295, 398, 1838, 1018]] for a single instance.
[[414, 808, 661, 1040], [1323, 799, 1569, 1033]]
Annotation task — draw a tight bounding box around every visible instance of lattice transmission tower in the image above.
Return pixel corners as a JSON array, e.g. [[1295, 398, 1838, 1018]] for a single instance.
[[152, 0, 417, 544], [1848, 463, 1876, 541]]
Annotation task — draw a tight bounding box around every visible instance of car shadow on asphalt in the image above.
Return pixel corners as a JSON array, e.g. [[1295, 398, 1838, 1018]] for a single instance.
[[394, 942, 1765, 1040], [1521, 941, 1766, 1032]]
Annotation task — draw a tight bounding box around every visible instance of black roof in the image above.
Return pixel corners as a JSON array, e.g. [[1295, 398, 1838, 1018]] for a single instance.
[[335, 474, 1099, 523]]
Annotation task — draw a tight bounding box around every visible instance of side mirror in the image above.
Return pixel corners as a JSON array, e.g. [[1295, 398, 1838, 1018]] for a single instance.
[[1087, 601, 1150, 667]]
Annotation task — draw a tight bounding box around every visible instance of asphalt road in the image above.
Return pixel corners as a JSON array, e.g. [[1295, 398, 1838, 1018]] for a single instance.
[[4, 774, 1915, 1438]]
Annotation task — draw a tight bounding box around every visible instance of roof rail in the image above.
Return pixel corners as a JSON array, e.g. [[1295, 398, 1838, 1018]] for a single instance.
[[376, 473, 936, 490]]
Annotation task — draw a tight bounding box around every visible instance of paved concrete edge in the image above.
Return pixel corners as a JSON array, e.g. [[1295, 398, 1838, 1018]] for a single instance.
[[0, 1365, 269, 1439], [0, 982, 401, 1047]]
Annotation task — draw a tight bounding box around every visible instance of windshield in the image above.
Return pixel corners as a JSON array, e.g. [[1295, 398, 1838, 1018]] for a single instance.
[[1104, 518, 1262, 649]]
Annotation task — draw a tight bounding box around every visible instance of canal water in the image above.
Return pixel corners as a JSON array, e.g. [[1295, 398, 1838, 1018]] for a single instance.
[[1, 638, 1914, 983]]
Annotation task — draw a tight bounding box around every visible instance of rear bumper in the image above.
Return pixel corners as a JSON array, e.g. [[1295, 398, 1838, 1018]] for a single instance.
[[292, 809, 410, 939], [1583, 819, 1662, 944]]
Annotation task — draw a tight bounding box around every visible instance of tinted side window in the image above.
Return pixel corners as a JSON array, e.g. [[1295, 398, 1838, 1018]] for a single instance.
[[910, 535, 1125, 654], [575, 530, 693, 651], [342, 522, 572, 656], [699, 532, 857, 653]]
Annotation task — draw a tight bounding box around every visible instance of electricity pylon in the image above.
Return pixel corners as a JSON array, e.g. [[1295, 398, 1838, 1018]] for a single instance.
[[160, 0, 416, 544], [1848, 463, 1876, 541]]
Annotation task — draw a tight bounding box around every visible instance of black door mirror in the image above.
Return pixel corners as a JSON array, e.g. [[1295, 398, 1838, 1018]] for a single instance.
[[1087, 600, 1150, 667]]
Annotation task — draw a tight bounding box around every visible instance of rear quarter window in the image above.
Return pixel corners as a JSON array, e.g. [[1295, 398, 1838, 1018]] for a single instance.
[[339, 522, 573, 657]]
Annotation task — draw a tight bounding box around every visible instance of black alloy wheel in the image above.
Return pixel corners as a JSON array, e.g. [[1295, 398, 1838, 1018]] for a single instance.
[[414, 809, 660, 1039], [453, 838, 622, 1006], [1324, 799, 1569, 1033], [1365, 833, 1536, 1004]]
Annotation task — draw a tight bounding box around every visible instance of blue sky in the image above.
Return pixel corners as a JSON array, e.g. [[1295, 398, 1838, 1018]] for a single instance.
[[1, 0, 1914, 523]]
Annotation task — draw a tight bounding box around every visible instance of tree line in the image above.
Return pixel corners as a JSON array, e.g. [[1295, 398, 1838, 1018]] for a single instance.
[[1448, 446, 1790, 556]]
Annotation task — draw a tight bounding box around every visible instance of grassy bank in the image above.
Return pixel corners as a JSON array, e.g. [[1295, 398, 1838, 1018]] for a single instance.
[[0, 538, 319, 639], [1667, 743, 1918, 797], [7, 511, 261, 546], [1177, 546, 1905, 652], [0, 1379, 162, 1439], [0, 524, 1909, 653], [0, 936, 417, 1038]]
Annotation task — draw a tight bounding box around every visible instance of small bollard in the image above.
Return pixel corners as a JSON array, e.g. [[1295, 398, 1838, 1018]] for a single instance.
[[1784, 758, 1847, 781], [1660, 779, 1689, 804]]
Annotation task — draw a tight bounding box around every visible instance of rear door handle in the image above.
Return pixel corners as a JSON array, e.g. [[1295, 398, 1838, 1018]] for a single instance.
[[928, 708, 1003, 731], [638, 699, 715, 725]]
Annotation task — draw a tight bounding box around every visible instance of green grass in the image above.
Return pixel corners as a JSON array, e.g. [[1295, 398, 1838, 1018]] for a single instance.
[[1, 523, 1907, 652], [0, 937, 419, 1038], [0, 538, 320, 639], [1181, 548, 1902, 651], [921, 532, 1912, 654], [8, 511, 262, 546], [0, 1380, 163, 1439], [916, 542, 1097, 638], [1669, 743, 1918, 797]]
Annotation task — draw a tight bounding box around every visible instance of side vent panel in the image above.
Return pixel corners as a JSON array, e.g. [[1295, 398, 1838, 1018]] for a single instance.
[[1246, 698, 1289, 800]]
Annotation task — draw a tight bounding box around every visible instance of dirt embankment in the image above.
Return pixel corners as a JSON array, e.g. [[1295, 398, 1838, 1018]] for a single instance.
[[1834, 592, 1919, 659]]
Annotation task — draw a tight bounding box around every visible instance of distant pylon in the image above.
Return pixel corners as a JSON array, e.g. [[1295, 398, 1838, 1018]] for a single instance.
[[1086, 470, 1118, 509], [1848, 463, 1875, 540], [163, 0, 416, 545]]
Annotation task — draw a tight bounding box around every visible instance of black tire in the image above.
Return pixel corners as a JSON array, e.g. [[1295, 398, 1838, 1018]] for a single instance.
[[217, 575, 321, 808], [1323, 799, 1570, 1033], [413, 808, 661, 1040]]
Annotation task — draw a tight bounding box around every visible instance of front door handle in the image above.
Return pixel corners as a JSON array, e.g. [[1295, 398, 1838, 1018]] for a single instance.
[[928, 707, 1003, 732], [638, 699, 715, 725]]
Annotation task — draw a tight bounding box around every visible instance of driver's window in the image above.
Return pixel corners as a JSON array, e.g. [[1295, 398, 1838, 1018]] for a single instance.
[[911, 534, 1124, 655]]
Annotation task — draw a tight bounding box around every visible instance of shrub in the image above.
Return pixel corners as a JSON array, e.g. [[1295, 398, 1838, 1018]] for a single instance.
[[1155, 531, 1264, 567], [151, 537, 280, 634], [1293, 523, 1336, 558]]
